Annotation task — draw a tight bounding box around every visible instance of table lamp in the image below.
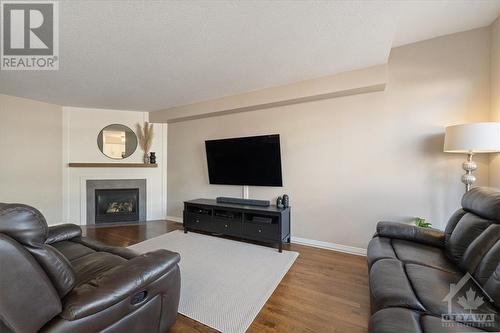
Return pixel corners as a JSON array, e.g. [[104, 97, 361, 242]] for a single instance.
[[444, 122, 500, 191]]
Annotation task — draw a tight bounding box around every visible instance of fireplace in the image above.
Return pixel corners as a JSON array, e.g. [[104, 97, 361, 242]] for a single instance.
[[86, 179, 147, 225], [95, 188, 139, 223]]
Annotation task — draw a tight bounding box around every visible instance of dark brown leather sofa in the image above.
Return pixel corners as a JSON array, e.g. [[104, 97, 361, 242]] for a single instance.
[[367, 187, 500, 332], [0, 203, 181, 333]]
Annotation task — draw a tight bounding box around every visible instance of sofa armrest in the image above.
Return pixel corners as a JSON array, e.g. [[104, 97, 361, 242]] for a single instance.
[[61, 249, 180, 320], [376, 221, 445, 248], [46, 224, 82, 244]]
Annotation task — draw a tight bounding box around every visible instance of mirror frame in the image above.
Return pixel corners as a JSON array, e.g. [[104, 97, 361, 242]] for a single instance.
[[97, 124, 138, 160]]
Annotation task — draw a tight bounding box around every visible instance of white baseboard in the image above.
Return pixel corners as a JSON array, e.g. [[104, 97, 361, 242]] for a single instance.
[[165, 215, 366, 256], [291, 236, 367, 256], [166, 216, 183, 223]]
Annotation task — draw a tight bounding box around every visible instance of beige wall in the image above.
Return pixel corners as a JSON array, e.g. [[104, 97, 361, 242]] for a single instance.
[[490, 17, 500, 188], [0, 94, 63, 223], [165, 28, 491, 249]]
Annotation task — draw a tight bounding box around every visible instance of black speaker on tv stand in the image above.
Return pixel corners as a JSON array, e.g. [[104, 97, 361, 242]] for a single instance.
[[216, 197, 270, 207]]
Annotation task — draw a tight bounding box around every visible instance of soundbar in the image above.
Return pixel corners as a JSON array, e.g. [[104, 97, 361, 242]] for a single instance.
[[216, 197, 270, 207]]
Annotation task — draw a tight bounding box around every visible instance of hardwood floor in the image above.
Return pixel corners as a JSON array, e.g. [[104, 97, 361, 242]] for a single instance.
[[82, 221, 370, 333]]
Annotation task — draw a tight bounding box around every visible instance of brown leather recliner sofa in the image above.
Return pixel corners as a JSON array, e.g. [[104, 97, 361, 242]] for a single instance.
[[0, 203, 181, 333], [367, 187, 500, 332]]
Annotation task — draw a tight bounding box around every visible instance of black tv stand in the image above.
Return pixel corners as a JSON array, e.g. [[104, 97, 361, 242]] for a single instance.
[[183, 199, 291, 252]]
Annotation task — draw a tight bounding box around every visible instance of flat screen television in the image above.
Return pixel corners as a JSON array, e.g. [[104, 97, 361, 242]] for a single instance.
[[205, 134, 283, 186]]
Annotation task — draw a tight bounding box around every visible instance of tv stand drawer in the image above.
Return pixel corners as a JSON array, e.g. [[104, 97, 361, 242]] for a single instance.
[[185, 212, 211, 231], [212, 219, 242, 236]]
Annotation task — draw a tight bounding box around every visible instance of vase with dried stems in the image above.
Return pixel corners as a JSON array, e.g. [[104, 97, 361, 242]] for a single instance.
[[137, 122, 154, 164]]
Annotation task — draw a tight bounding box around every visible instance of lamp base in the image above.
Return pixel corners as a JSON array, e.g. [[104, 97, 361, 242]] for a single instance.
[[462, 153, 477, 192]]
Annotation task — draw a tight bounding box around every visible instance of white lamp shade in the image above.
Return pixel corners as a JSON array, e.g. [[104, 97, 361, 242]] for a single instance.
[[444, 122, 500, 153]]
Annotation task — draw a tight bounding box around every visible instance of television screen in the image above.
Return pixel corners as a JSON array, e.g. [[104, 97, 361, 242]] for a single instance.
[[205, 134, 283, 186]]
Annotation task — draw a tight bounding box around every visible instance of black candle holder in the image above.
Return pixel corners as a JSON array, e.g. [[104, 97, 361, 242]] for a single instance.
[[149, 152, 156, 164]]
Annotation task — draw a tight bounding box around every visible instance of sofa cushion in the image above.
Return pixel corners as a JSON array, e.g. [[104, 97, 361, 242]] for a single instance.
[[369, 259, 425, 313], [0, 234, 62, 333], [392, 239, 458, 273], [52, 240, 96, 261], [367, 237, 397, 267], [0, 204, 78, 297], [61, 251, 180, 320], [367, 237, 458, 273], [74, 237, 138, 260], [53, 239, 137, 288], [406, 264, 499, 332], [71, 252, 127, 287], [445, 213, 492, 265], [462, 187, 500, 222], [484, 264, 500, 306], [461, 225, 500, 283], [405, 264, 461, 314], [369, 308, 486, 333], [445, 209, 468, 243], [369, 308, 421, 333], [28, 244, 76, 297], [0, 203, 48, 246], [421, 315, 485, 332]]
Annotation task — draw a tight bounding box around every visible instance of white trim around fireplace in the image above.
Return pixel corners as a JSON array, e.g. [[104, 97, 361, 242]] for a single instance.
[[61, 108, 168, 225]]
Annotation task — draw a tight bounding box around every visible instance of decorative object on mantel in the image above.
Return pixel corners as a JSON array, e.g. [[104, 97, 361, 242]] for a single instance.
[[444, 122, 500, 192], [149, 152, 156, 164], [137, 122, 154, 164]]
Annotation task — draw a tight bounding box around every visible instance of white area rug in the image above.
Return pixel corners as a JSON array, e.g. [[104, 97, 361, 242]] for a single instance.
[[129, 230, 298, 333]]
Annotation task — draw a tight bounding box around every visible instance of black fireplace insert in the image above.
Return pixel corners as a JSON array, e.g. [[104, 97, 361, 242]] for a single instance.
[[95, 188, 140, 223]]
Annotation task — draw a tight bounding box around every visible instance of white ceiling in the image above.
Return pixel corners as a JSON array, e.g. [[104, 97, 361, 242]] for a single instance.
[[1, 0, 499, 111]]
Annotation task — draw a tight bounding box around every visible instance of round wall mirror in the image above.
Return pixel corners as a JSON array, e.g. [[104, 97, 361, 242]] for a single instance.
[[97, 124, 138, 159]]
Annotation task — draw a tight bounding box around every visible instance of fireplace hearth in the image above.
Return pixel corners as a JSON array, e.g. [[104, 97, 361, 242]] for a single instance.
[[95, 188, 139, 223], [86, 179, 147, 225]]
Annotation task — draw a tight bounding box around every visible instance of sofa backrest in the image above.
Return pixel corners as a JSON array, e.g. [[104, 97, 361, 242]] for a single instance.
[[444, 188, 500, 289], [0, 233, 62, 332], [0, 203, 76, 297]]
